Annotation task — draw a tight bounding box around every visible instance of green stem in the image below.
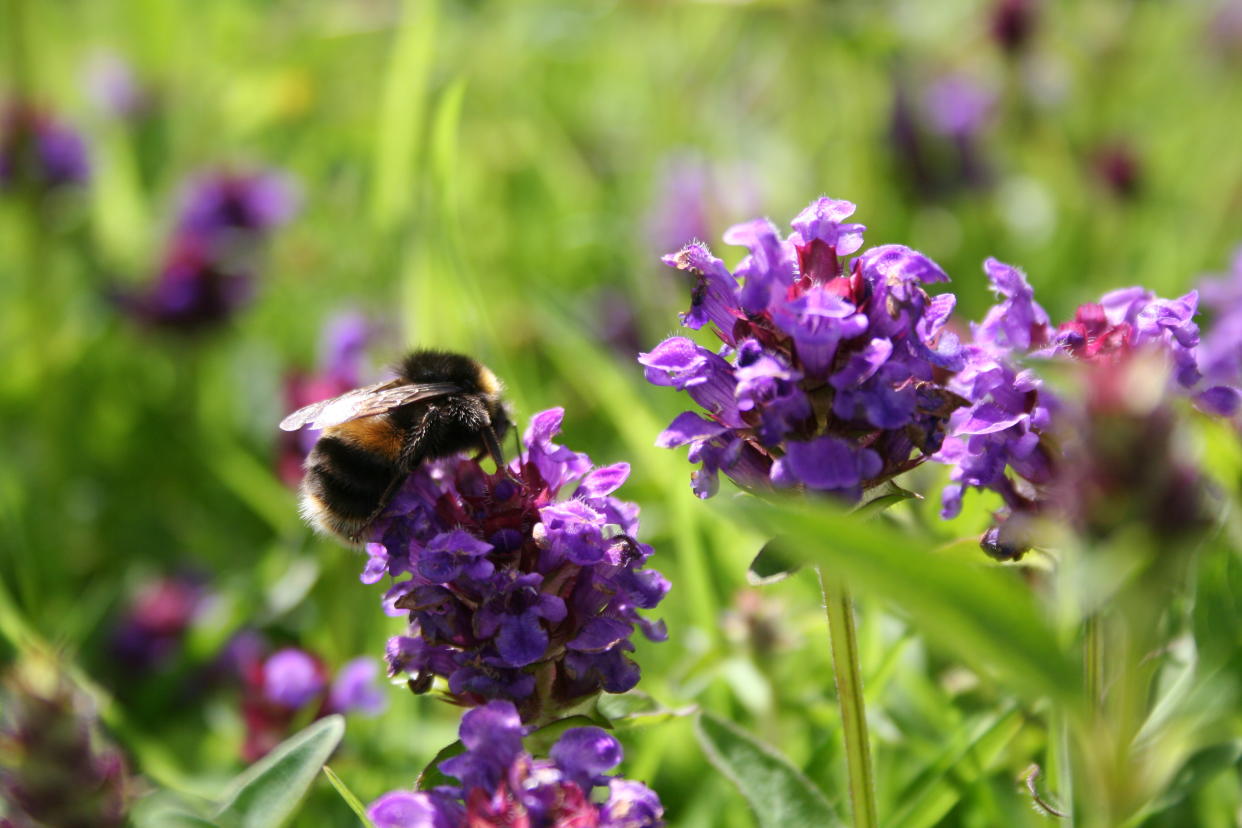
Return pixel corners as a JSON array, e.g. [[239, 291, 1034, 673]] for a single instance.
[[1084, 612, 1104, 713], [819, 568, 878, 828]]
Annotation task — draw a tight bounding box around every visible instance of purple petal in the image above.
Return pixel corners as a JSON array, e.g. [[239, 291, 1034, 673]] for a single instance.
[[551, 727, 623, 791], [656, 411, 728, 448], [567, 617, 633, 653], [367, 791, 462, 828], [495, 611, 549, 667], [578, 463, 631, 497], [1195, 385, 1242, 417]]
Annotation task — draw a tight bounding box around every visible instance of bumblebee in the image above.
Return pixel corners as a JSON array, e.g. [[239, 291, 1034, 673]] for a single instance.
[[279, 350, 512, 544]]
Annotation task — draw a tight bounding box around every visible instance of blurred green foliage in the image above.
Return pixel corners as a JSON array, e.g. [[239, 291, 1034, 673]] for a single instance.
[[2, 0, 1242, 825]]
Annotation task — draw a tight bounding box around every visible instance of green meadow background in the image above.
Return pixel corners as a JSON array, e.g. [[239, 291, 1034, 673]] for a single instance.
[[3, 1, 1242, 825]]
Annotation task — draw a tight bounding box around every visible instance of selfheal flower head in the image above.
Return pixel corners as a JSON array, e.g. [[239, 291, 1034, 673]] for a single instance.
[[934, 257, 1236, 556], [366, 700, 664, 828], [643, 197, 969, 501], [113, 232, 255, 332], [113, 165, 298, 335], [236, 643, 385, 761], [0, 102, 90, 193], [109, 574, 208, 671], [0, 660, 129, 828], [368, 409, 668, 722], [177, 168, 299, 238]]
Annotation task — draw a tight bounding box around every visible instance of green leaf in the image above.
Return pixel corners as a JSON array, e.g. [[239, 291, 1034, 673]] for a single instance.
[[595, 692, 697, 729], [1145, 741, 1242, 815], [851, 479, 921, 520], [416, 739, 465, 791], [322, 766, 377, 828], [214, 715, 345, 828], [695, 711, 844, 828], [748, 536, 802, 585], [722, 495, 1083, 708]]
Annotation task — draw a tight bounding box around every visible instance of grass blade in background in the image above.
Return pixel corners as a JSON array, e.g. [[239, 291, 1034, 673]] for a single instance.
[[371, 0, 437, 231]]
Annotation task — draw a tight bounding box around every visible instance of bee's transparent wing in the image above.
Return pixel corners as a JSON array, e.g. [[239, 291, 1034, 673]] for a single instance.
[[278, 380, 462, 431]]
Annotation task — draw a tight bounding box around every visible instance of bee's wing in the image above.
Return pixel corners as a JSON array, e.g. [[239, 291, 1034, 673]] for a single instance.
[[278, 380, 463, 432]]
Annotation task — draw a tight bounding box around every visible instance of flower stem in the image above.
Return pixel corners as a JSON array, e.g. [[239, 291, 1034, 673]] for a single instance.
[[1084, 613, 1103, 713], [819, 568, 878, 828]]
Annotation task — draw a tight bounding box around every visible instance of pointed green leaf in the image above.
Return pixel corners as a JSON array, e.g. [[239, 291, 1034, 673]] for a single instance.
[[214, 715, 345, 828], [748, 536, 802, 585], [695, 711, 844, 828], [416, 739, 465, 791]]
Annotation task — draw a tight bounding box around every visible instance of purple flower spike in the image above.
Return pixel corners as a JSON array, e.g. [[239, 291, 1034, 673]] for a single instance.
[[641, 197, 969, 502], [934, 249, 1237, 557], [1, 103, 90, 193], [178, 169, 299, 237], [368, 700, 664, 828], [366, 411, 666, 720]]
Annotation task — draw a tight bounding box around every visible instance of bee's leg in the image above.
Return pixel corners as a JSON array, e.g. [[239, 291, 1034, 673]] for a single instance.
[[482, 425, 520, 483], [354, 473, 409, 542]]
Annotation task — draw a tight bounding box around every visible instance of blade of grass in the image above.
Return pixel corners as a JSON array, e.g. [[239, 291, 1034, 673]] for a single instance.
[[322, 766, 377, 828], [371, 0, 437, 231]]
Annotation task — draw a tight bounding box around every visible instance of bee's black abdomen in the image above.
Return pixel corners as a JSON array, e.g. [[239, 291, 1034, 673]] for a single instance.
[[305, 435, 398, 518]]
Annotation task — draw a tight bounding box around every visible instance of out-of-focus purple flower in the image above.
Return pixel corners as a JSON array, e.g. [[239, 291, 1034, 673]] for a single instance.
[[889, 74, 993, 198], [280, 312, 376, 486], [82, 52, 149, 119], [645, 155, 712, 256], [110, 575, 208, 671], [367, 700, 664, 828], [0, 662, 129, 828], [644, 153, 762, 260], [114, 166, 298, 333], [0, 103, 90, 194], [237, 645, 384, 761], [923, 75, 996, 139], [113, 233, 254, 332], [368, 409, 668, 722], [1208, 0, 1242, 58], [328, 657, 389, 716], [642, 197, 969, 502], [990, 0, 1039, 55], [177, 169, 299, 238], [1195, 247, 1242, 416], [263, 648, 327, 708], [934, 257, 1237, 556], [1090, 142, 1142, 200]]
